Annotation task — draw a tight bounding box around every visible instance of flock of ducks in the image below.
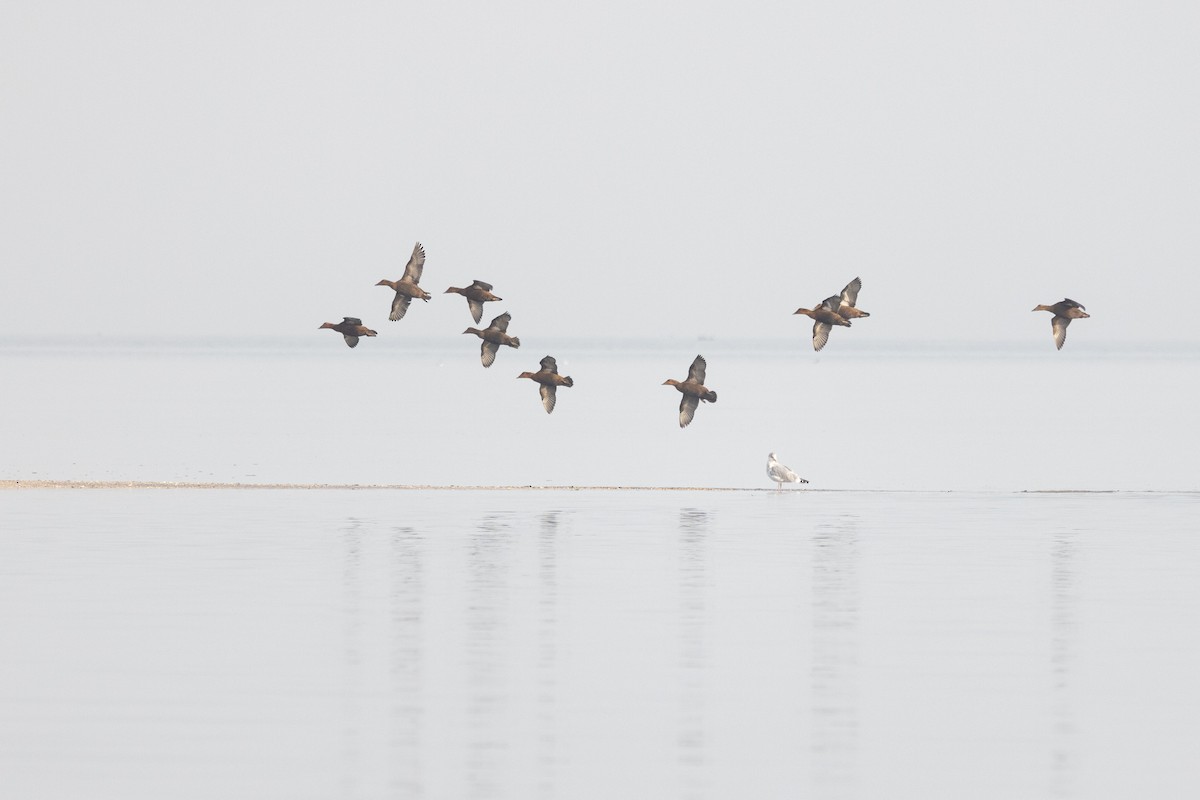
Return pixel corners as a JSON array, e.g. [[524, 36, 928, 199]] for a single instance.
[[320, 242, 1092, 487], [320, 240, 572, 415]]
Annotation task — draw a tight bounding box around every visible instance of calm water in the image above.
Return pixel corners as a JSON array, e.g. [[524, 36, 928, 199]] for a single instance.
[[2, 488, 1199, 799], [1, 336, 1197, 490], [2, 339, 1198, 797]]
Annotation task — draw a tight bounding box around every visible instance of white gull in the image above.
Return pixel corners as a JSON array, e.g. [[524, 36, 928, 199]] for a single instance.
[[767, 452, 809, 490]]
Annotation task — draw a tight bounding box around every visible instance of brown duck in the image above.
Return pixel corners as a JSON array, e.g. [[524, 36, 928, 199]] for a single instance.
[[445, 280, 503, 324], [835, 277, 870, 319], [518, 355, 574, 414], [375, 241, 430, 321], [463, 312, 521, 367], [793, 296, 851, 351], [319, 317, 377, 348], [1033, 298, 1089, 350], [663, 355, 718, 428]]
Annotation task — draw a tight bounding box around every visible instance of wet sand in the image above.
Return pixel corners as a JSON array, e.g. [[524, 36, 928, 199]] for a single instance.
[[0, 479, 754, 491]]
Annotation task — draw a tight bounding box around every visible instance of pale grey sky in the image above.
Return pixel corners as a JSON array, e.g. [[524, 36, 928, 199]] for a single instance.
[[3, 1, 1199, 345]]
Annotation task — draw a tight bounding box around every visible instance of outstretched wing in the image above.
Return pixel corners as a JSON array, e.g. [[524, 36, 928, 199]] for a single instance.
[[472, 280, 494, 291], [489, 312, 512, 332], [390, 294, 412, 321], [540, 355, 558, 373], [402, 242, 426, 283], [343, 334, 359, 348], [1052, 316, 1072, 350], [812, 321, 832, 351], [480, 340, 500, 367], [1061, 298, 1085, 311], [840, 277, 862, 307], [679, 394, 700, 428], [343, 317, 363, 325], [467, 299, 484, 323], [687, 355, 707, 384], [540, 383, 557, 414]]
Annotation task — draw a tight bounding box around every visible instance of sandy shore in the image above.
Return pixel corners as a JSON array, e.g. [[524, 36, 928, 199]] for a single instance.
[[0, 479, 755, 491]]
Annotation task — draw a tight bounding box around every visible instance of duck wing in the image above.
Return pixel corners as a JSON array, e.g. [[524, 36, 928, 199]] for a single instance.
[[467, 299, 484, 324], [489, 312, 512, 333], [678, 394, 700, 428], [687, 355, 707, 384], [389, 293, 412, 321], [401, 242, 426, 283], [343, 317, 363, 325], [343, 334, 359, 348], [1061, 298, 1085, 311], [472, 280, 495, 292], [1052, 316, 1072, 350], [840, 277, 862, 307], [480, 339, 500, 367], [540, 355, 558, 373], [812, 321, 832, 351], [540, 383, 557, 414]]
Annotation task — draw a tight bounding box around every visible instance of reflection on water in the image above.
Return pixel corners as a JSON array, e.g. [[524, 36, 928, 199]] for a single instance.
[[3, 490, 1200, 799], [678, 509, 710, 798], [388, 526, 423, 798], [467, 514, 516, 799], [810, 517, 860, 798], [537, 511, 561, 799], [340, 522, 365, 799], [1051, 530, 1078, 799]]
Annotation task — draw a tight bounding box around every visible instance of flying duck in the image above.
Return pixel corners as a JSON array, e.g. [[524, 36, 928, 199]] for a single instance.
[[445, 280, 503, 323], [463, 312, 521, 367], [1032, 298, 1089, 350], [835, 277, 870, 319], [793, 296, 851, 351], [663, 355, 718, 428], [517, 355, 574, 413], [376, 241, 431, 321], [319, 317, 377, 348]]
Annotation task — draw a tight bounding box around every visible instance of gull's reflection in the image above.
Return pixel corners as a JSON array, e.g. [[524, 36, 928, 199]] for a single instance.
[[811, 517, 860, 798], [1050, 530, 1078, 798], [678, 508, 710, 798], [387, 526, 424, 798], [466, 513, 515, 799]]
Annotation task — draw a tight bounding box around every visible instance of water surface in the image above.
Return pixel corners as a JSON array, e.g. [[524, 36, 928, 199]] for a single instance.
[[1, 336, 1196, 490], [3, 488, 1199, 799]]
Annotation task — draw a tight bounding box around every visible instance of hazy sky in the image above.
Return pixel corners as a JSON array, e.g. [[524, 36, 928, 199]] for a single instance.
[[4, 1, 1199, 345]]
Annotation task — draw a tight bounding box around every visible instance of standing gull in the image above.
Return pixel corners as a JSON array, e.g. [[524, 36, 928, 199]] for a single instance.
[[518, 355, 574, 414], [376, 241, 431, 321], [445, 280, 503, 324], [1032, 298, 1090, 350], [662, 355, 718, 428], [319, 317, 377, 348], [766, 452, 809, 489], [463, 312, 521, 367]]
